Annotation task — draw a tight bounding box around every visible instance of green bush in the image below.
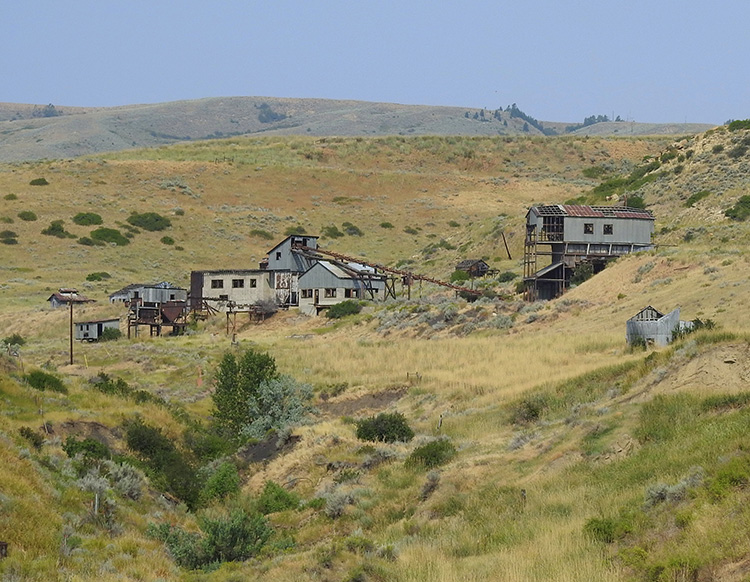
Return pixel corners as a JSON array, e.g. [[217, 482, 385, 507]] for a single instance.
[[200, 462, 241, 504], [19, 426, 44, 450], [404, 226, 419, 235], [90, 227, 130, 245], [284, 225, 306, 236], [497, 271, 518, 283], [256, 480, 300, 514], [725, 195, 750, 221], [77, 236, 105, 246], [41, 220, 75, 239], [127, 212, 171, 231], [326, 300, 362, 319], [342, 221, 363, 236], [407, 439, 457, 469], [160, 236, 175, 245], [450, 270, 471, 283], [85, 271, 111, 281], [29, 177, 49, 186], [728, 119, 750, 131], [509, 393, 549, 424], [249, 229, 274, 240], [583, 517, 618, 543], [685, 190, 710, 207], [322, 225, 344, 239], [4, 193, 18, 200], [356, 412, 414, 443], [72, 212, 103, 226], [17, 210, 37, 221], [100, 327, 122, 342], [3, 333, 25, 346], [379, 222, 394, 229], [25, 369, 67, 394], [62, 436, 111, 461]]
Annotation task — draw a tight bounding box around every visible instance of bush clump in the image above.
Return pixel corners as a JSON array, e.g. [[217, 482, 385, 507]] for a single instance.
[[256, 480, 300, 514], [3, 333, 25, 346], [0, 230, 18, 244], [25, 369, 67, 394], [725, 195, 750, 221], [72, 212, 103, 226], [85, 271, 111, 281], [127, 212, 171, 231], [326, 300, 362, 319], [407, 439, 457, 469], [90, 227, 130, 245], [41, 220, 76, 239], [249, 229, 274, 240], [29, 178, 49, 186], [17, 210, 37, 221], [19, 426, 44, 450], [356, 412, 414, 443]]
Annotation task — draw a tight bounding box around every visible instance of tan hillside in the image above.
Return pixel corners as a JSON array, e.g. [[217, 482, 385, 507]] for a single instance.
[[1, 127, 750, 581]]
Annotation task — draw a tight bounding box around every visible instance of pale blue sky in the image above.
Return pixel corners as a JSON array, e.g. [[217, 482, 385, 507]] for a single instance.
[[2, 1, 747, 124]]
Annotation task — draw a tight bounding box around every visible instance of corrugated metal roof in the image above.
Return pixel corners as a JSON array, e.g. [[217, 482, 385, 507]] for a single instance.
[[532, 205, 653, 220]]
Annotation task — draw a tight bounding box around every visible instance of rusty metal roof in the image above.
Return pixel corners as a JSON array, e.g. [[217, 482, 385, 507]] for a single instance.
[[532, 205, 653, 220]]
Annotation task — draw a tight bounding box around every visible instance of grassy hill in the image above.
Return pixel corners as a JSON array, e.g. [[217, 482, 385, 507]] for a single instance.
[[1, 127, 750, 581], [0, 97, 715, 163]]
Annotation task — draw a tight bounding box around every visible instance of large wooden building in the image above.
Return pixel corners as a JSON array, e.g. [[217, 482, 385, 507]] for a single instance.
[[524, 205, 655, 300]]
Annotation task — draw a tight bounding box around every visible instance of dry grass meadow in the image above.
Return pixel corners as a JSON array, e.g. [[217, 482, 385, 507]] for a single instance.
[[2, 129, 750, 581]]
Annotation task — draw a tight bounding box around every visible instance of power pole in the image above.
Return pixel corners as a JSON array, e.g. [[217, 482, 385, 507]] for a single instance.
[[69, 299, 74, 365]]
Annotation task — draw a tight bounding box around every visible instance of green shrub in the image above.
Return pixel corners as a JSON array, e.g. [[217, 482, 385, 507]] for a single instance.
[[407, 439, 457, 469], [379, 222, 394, 229], [571, 262, 594, 285], [19, 426, 44, 450], [725, 195, 750, 221], [126, 212, 171, 231], [249, 229, 274, 240], [712, 144, 725, 154], [356, 412, 414, 443], [583, 517, 618, 543], [90, 227, 130, 245], [322, 225, 344, 239], [284, 225, 306, 236], [404, 226, 419, 235], [342, 221, 363, 236], [72, 212, 103, 226], [509, 392, 550, 424], [29, 177, 48, 186], [200, 462, 241, 504], [100, 327, 122, 342], [727, 144, 748, 159], [1, 237, 18, 245], [685, 190, 710, 207], [25, 369, 67, 393], [3, 333, 25, 346], [77, 236, 105, 246], [17, 210, 37, 221], [728, 119, 750, 131], [326, 300, 362, 319], [160, 236, 175, 245], [85, 271, 111, 281], [41, 220, 75, 239], [256, 480, 300, 514], [4, 193, 18, 200], [450, 270, 471, 283], [497, 271, 518, 282], [62, 436, 111, 461]]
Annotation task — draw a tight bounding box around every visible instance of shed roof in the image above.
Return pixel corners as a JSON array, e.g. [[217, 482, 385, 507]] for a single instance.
[[48, 292, 94, 304], [531, 205, 653, 220]]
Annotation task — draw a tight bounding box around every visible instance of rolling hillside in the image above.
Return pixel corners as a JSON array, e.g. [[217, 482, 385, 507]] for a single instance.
[[0, 97, 715, 163], [1, 126, 750, 582]]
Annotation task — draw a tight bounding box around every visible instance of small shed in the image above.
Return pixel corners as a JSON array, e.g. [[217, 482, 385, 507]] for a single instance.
[[74, 318, 120, 341], [626, 306, 692, 347], [456, 259, 491, 278], [47, 289, 95, 309]]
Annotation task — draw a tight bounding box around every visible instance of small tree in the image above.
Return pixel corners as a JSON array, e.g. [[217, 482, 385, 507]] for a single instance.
[[212, 349, 278, 440], [356, 412, 414, 443]]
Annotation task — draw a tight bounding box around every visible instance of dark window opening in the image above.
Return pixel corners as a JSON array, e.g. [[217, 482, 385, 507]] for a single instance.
[[324, 288, 337, 298], [276, 252, 282, 260], [584, 223, 594, 234], [218, 294, 229, 301], [250, 279, 257, 288], [603, 224, 613, 235], [211, 279, 224, 289], [232, 279, 245, 288]]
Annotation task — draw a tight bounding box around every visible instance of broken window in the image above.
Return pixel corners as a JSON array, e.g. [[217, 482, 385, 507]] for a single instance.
[[584, 223, 594, 234], [324, 288, 337, 298], [276, 252, 282, 260], [211, 279, 224, 289], [249, 279, 257, 288], [603, 224, 613, 235], [232, 279, 245, 288], [301, 289, 313, 298], [219, 294, 229, 301], [344, 289, 359, 298]]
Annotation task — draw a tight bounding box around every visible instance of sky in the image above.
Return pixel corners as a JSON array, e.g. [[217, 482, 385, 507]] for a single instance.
[[2, 1, 748, 125]]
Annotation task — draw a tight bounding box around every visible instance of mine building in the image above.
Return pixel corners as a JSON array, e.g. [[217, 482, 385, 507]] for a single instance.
[[74, 318, 120, 342], [47, 288, 95, 309], [626, 306, 693, 347], [524, 205, 654, 300], [298, 260, 387, 316], [189, 269, 274, 313], [455, 259, 492, 278], [109, 282, 186, 304]]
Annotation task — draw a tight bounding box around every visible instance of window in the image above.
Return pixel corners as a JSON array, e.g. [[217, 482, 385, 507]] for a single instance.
[[603, 224, 613, 235], [344, 289, 359, 298], [211, 279, 224, 289], [584, 223, 594, 234], [276, 252, 282, 260], [301, 289, 313, 299], [249, 279, 257, 288], [232, 279, 245, 288], [324, 288, 337, 298], [219, 294, 229, 301]]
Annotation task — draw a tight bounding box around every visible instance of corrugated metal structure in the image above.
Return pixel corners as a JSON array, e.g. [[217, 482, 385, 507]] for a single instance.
[[298, 260, 387, 316], [74, 318, 120, 341], [626, 306, 685, 347], [524, 205, 655, 300]]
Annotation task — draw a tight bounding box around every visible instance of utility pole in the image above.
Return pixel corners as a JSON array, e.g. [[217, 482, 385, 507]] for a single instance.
[[69, 299, 74, 365]]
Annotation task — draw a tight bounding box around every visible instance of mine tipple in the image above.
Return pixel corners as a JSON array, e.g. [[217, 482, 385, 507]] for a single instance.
[[524, 204, 655, 300]]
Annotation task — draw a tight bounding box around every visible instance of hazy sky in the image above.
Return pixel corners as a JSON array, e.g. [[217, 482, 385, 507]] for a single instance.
[[3, 1, 747, 124]]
